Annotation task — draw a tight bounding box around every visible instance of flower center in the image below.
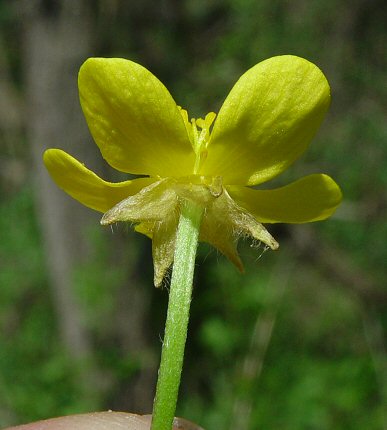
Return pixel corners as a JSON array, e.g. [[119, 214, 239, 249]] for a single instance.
[[179, 108, 216, 174]]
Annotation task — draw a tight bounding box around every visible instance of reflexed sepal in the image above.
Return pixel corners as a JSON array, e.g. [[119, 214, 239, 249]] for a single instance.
[[100, 177, 279, 286], [152, 215, 180, 287], [199, 187, 278, 272], [101, 179, 178, 225]]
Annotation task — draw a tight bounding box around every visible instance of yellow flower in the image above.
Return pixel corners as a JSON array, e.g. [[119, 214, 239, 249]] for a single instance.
[[44, 55, 342, 286]]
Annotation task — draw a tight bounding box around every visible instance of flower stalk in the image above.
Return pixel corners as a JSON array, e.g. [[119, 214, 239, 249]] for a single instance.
[[151, 199, 204, 430]]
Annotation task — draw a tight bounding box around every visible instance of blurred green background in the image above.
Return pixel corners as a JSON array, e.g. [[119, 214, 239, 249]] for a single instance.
[[0, 0, 386, 429]]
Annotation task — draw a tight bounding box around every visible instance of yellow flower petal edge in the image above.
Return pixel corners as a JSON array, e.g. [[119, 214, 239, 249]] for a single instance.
[[79, 58, 196, 177], [201, 55, 331, 185], [43, 149, 155, 213], [227, 174, 342, 224]]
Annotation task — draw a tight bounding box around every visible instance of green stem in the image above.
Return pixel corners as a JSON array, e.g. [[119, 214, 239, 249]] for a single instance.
[[151, 199, 204, 430]]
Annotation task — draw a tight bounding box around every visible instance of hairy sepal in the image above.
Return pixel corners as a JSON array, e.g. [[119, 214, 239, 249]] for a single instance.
[[101, 178, 278, 286]]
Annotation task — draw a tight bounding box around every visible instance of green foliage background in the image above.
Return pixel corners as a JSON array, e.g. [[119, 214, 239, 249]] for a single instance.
[[0, 0, 386, 429]]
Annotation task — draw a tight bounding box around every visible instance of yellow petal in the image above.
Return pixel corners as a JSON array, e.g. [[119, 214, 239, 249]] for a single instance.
[[43, 148, 154, 212], [202, 56, 331, 185], [227, 174, 342, 223], [79, 58, 195, 177], [134, 222, 153, 239]]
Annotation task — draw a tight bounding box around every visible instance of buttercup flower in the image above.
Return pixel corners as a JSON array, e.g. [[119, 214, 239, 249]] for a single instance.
[[44, 55, 342, 286]]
